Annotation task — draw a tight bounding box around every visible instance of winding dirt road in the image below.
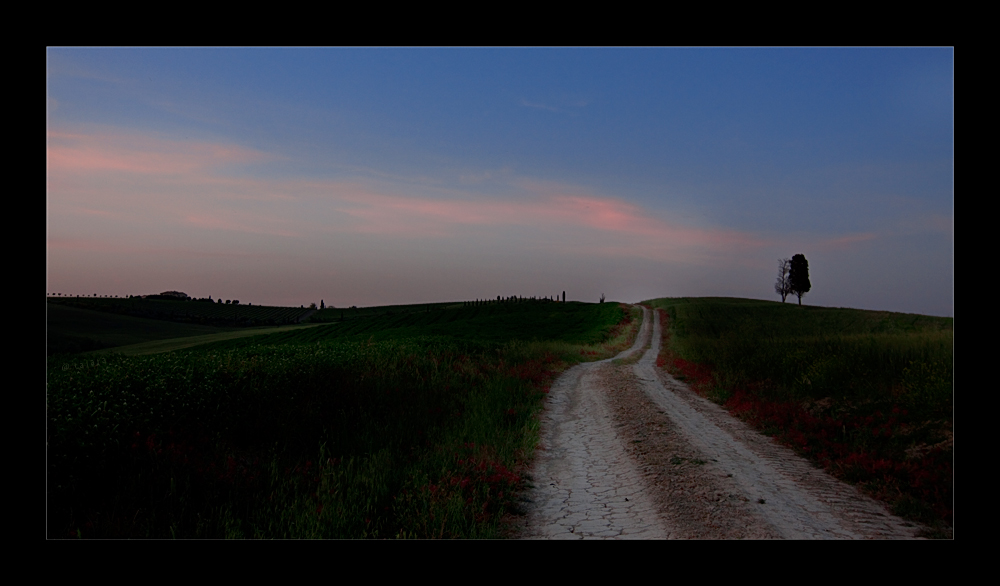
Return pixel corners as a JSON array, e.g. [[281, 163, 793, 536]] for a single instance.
[[514, 306, 922, 539]]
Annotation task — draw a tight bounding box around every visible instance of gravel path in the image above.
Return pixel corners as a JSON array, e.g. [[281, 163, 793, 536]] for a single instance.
[[515, 305, 923, 539]]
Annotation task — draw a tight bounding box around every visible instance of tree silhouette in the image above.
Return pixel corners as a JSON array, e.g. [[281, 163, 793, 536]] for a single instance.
[[774, 258, 791, 303], [789, 254, 811, 305]]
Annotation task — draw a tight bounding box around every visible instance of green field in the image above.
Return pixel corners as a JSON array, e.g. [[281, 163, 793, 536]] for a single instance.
[[47, 299, 639, 539], [644, 297, 952, 409], [204, 299, 629, 350], [47, 296, 314, 329], [46, 297, 463, 358], [85, 323, 330, 357], [643, 297, 953, 534], [46, 302, 242, 356]]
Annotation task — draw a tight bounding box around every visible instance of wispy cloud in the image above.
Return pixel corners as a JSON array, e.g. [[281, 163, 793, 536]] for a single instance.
[[46, 126, 771, 266], [299, 179, 771, 264], [47, 129, 276, 175]]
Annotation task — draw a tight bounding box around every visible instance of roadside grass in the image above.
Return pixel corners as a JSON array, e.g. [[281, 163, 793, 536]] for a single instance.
[[47, 301, 638, 539], [644, 297, 953, 536]]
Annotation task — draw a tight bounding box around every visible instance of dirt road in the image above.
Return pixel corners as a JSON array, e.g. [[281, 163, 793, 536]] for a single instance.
[[515, 306, 922, 539]]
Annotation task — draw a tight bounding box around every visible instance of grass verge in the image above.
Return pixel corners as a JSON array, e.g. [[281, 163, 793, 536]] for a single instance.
[[645, 298, 953, 537]]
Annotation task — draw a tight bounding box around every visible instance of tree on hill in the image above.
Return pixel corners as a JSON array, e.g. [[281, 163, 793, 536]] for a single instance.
[[789, 254, 811, 305], [774, 258, 792, 303]]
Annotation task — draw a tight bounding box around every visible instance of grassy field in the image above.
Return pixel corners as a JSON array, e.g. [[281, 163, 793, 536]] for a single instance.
[[47, 296, 314, 329], [204, 299, 629, 350], [84, 323, 330, 357], [46, 302, 242, 356], [47, 297, 468, 357], [643, 297, 953, 536], [47, 299, 641, 539]]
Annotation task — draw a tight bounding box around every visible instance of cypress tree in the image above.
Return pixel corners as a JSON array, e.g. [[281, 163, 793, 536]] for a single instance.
[[789, 254, 811, 305]]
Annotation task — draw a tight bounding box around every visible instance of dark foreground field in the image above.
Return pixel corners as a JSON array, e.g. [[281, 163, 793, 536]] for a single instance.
[[47, 299, 640, 538], [644, 297, 953, 536]]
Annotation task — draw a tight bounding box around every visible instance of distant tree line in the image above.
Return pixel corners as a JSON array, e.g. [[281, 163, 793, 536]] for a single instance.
[[46, 291, 253, 305], [462, 291, 584, 306]]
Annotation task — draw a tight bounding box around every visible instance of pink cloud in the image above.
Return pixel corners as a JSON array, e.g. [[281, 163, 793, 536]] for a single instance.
[[45, 127, 769, 265], [300, 180, 769, 260], [47, 129, 274, 176]]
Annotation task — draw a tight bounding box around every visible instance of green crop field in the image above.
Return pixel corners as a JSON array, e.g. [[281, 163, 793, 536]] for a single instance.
[[643, 297, 953, 535], [46, 298, 640, 539]]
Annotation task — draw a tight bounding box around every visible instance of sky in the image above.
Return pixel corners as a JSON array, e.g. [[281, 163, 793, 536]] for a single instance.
[[46, 48, 954, 316]]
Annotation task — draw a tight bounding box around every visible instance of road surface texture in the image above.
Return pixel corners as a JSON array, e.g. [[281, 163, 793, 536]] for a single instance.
[[514, 306, 922, 539]]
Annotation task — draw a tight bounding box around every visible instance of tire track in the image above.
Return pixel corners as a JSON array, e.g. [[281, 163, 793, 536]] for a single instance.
[[517, 305, 923, 539], [518, 306, 670, 539], [633, 308, 922, 538]]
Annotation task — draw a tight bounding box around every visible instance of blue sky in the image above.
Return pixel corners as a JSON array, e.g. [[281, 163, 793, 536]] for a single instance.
[[46, 48, 953, 316]]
